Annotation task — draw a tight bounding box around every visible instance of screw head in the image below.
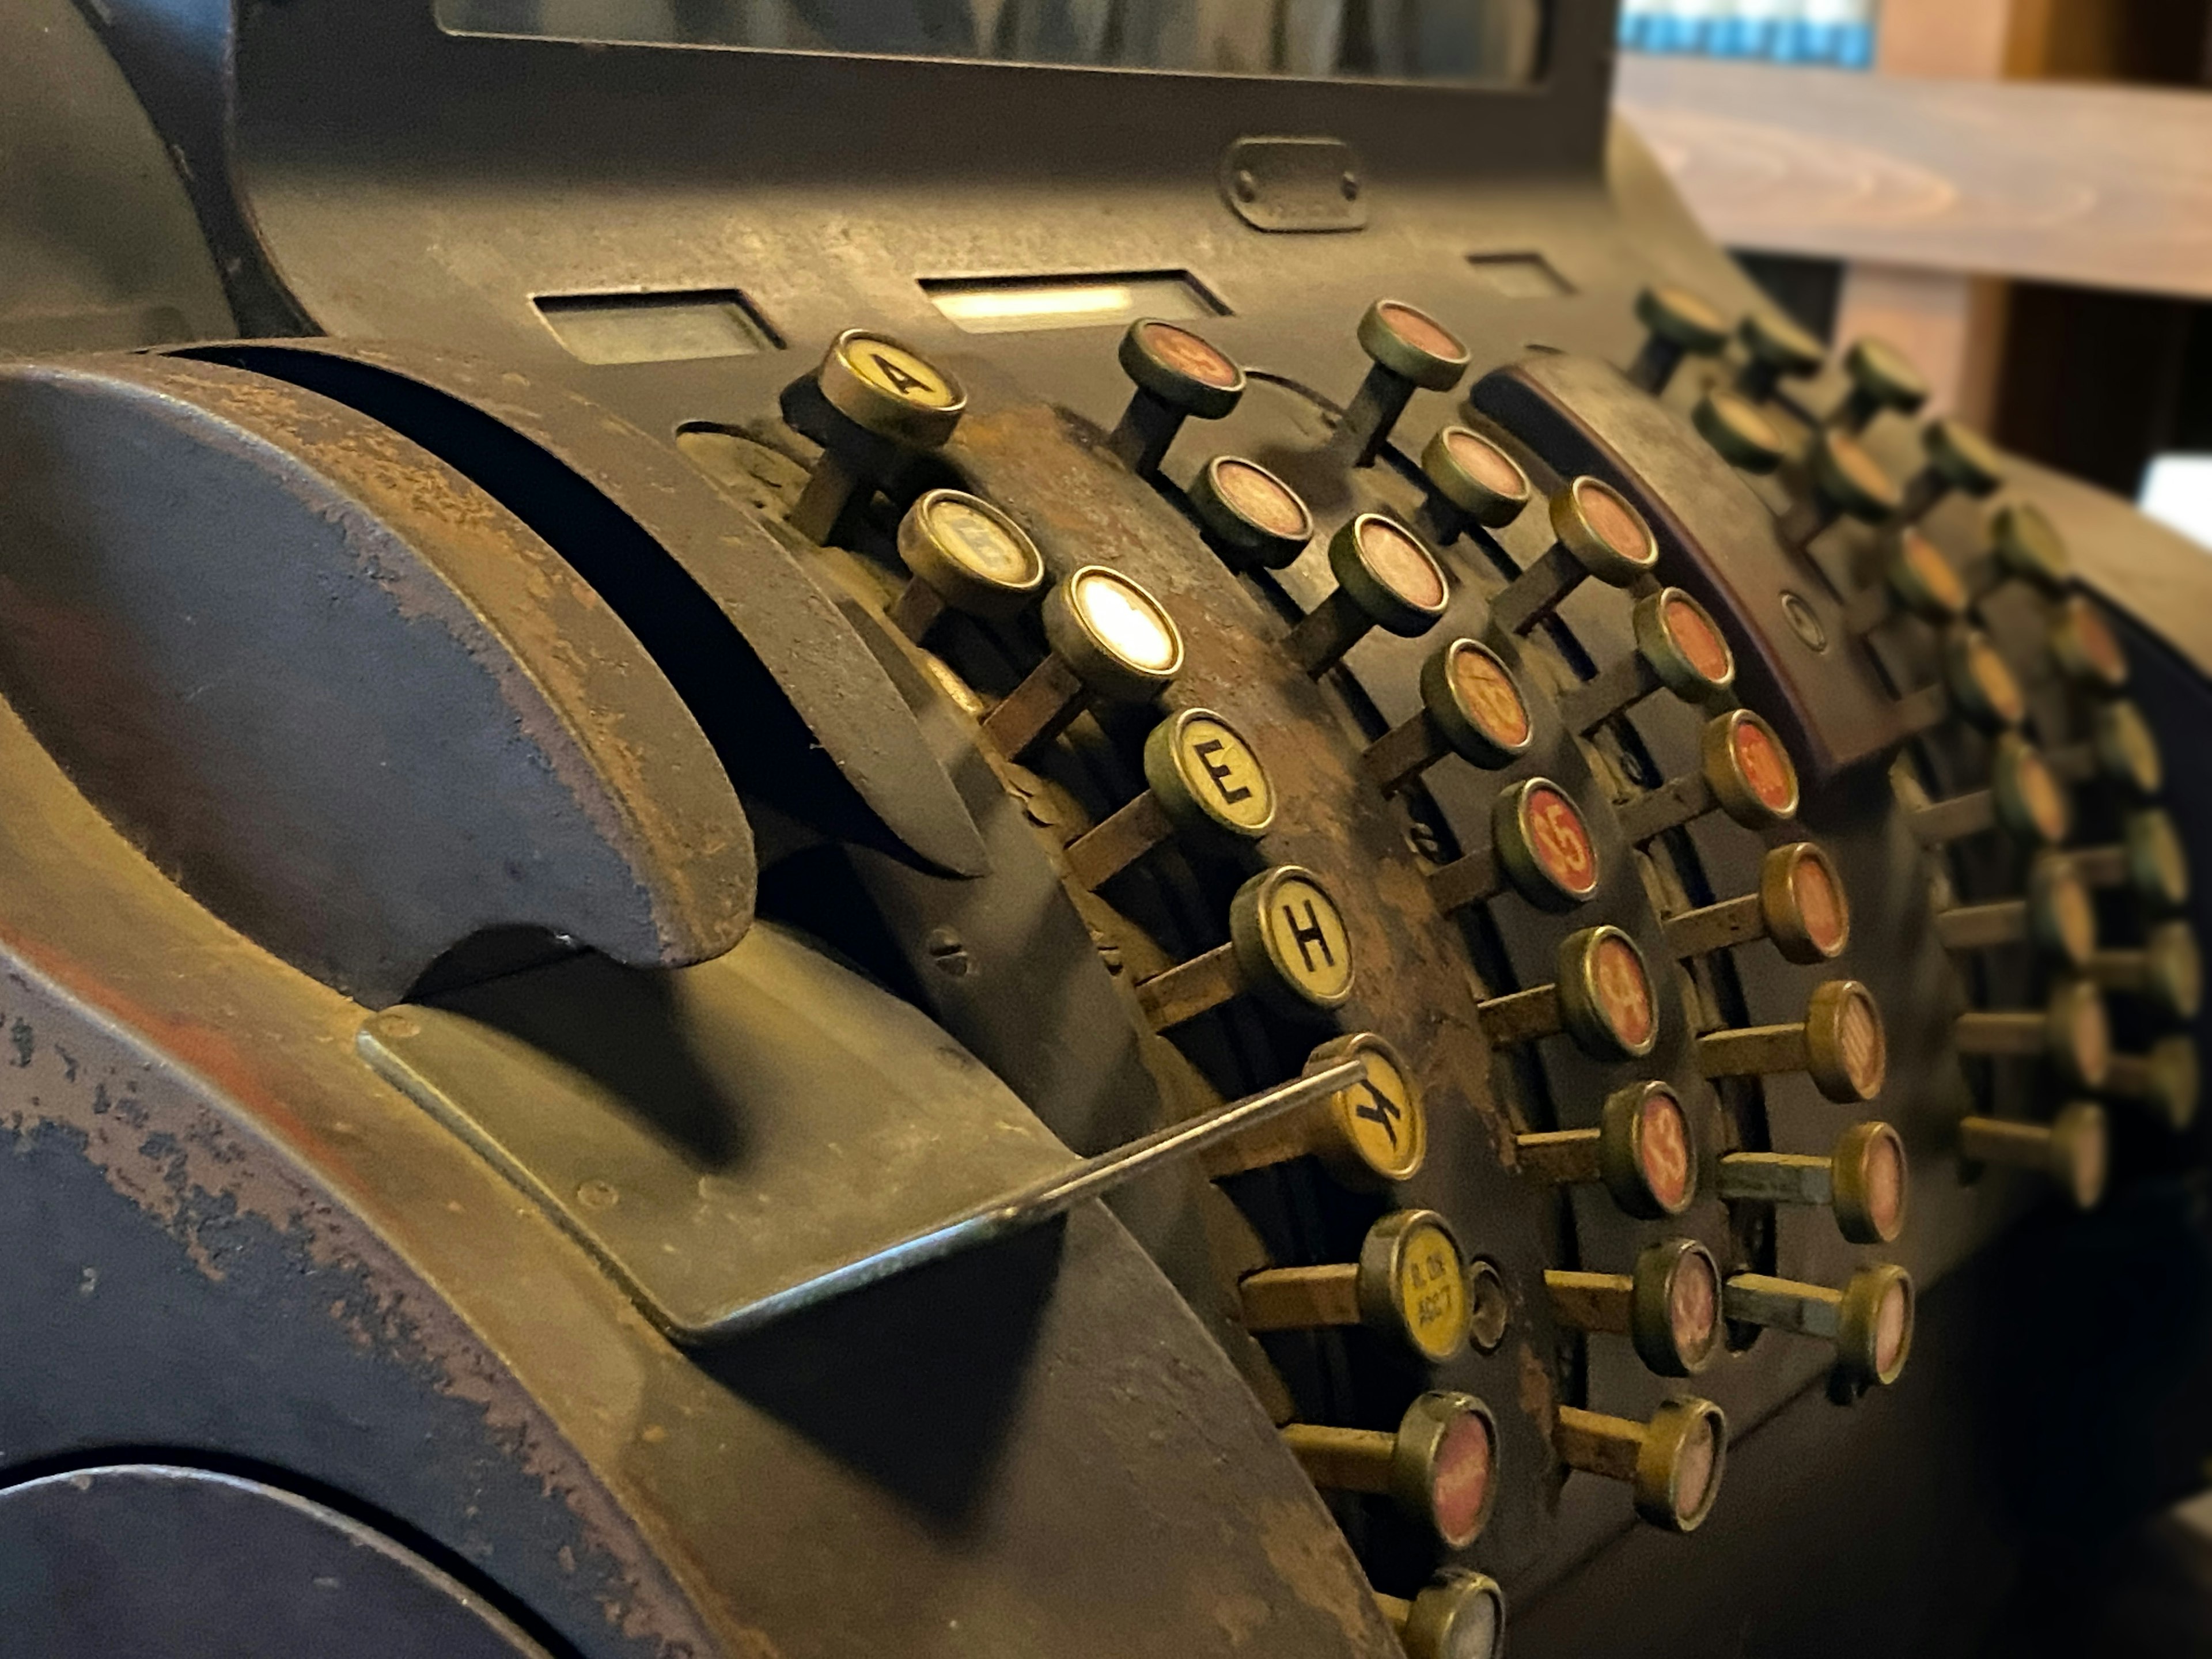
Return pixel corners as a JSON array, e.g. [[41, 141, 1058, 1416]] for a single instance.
[[923, 926, 972, 978]]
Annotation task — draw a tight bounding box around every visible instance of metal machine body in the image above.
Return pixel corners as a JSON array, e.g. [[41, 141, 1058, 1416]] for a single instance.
[[3, 1, 2211, 1654]]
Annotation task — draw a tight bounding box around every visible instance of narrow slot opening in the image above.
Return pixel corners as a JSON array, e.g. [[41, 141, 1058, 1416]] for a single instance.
[[921, 271, 1226, 335], [532, 289, 782, 363]]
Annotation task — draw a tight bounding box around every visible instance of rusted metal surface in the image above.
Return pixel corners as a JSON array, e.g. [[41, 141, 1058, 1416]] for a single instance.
[[173, 340, 991, 882], [916, 361, 1575, 1578], [0, 352, 754, 1007], [0, 573, 1404, 1656], [357, 918, 1365, 1340], [0, 721, 724, 1657], [14, 0, 2212, 1649]]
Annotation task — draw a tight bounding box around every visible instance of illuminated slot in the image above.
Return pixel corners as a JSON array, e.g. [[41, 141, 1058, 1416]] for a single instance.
[[923, 272, 1225, 335]]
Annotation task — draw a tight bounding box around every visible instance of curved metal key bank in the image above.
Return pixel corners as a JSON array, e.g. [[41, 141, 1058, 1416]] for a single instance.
[[2, 1, 2210, 1654]]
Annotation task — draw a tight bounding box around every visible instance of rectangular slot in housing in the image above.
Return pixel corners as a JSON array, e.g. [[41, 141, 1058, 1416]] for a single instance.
[[532, 289, 781, 363], [1465, 253, 1574, 299], [923, 272, 1225, 335]]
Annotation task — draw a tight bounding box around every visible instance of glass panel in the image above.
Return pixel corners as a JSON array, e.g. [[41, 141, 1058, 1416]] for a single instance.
[[437, 1, 1548, 85]]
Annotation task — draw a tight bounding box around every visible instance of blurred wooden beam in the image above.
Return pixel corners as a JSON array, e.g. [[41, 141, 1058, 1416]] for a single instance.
[[1616, 56, 2212, 301]]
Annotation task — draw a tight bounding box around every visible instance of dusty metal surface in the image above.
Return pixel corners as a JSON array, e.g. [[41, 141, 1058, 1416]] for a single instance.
[[0, 0, 233, 351], [361, 921, 1363, 1340], [0, 352, 755, 1006], [0, 1465, 554, 1658], [0, 662, 1404, 1657], [7, 2, 2212, 1654], [181, 340, 991, 882]]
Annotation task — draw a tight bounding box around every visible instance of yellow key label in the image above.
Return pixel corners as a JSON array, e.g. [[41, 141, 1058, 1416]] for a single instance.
[[844, 336, 959, 409], [1337, 1050, 1421, 1181], [1173, 717, 1273, 834], [1262, 876, 1354, 1003], [927, 497, 1036, 586], [1394, 1223, 1469, 1360], [1072, 570, 1181, 673]]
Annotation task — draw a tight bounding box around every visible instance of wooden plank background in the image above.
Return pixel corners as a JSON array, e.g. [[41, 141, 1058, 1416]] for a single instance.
[[1616, 55, 2212, 300]]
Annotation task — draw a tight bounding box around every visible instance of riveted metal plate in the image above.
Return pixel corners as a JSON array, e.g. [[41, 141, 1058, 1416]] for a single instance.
[[1221, 137, 1369, 232]]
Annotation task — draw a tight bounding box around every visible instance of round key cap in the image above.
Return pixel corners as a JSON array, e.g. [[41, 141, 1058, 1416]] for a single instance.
[[1987, 501, 2072, 597], [1725, 1264, 1915, 1391], [1664, 841, 1851, 967], [1907, 734, 2069, 853], [1827, 336, 1929, 434], [1365, 638, 1535, 796], [889, 488, 1047, 639], [1555, 588, 1737, 736], [1424, 637, 1537, 767], [1418, 426, 1534, 544], [1959, 1101, 2108, 1210], [1694, 388, 1786, 474], [790, 328, 968, 540], [1282, 1390, 1499, 1548], [1885, 529, 1971, 624], [1716, 708, 1802, 821], [1240, 1209, 1472, 1362], [2086, 921, 2202, 1024], [1896, 625, 2028, 738], [1361, 298, 1472, 389], [1134, 865, 1354, 1029], [1430, 777, 1605, 915], [1108, 318, 1245, 475], [2065, 700, 2164, 798], [1517, 1078, 1699, 1219], [2047, 595, 2130, 695], [1699, 979, 1887, 1104], [1062, 707, 1274, 888], [982, 566, 1184, 759], [1554, 1397, 1728, 1533], [2104, 1035, 2199, 1131], [1051, 567, 1188, 700], [2073, 809, 2190, 913], [1735, 309, 1826, 402], [819, 328, 967, 446], [1832, 1119, 1911, 1244], [1718, 1120, 1909, 1245], [1954, 980, 2112, 1091], [1336, 299, 1472, 467], [1615, 710, 1800, 846], [1548, 1237, 1724, 1377], [1479, 925, 1661, 1062], [1224, 865, 1356, 1014], [1779, 429, 1902, 547], [1188, 455, 1314, 571], [1897, 417, 2006, 524], [1488, 477, 1660, 636], [1309, 1032, 1426, 1184], [1933, 853, 2097, 969], [1207, 1032, 1428, 1190], [1385, 1571, 1506, 1659], [1628, 283, 1732, 395], [1282, 514, 1452, 676], [1952, 626, 2031, 731]]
